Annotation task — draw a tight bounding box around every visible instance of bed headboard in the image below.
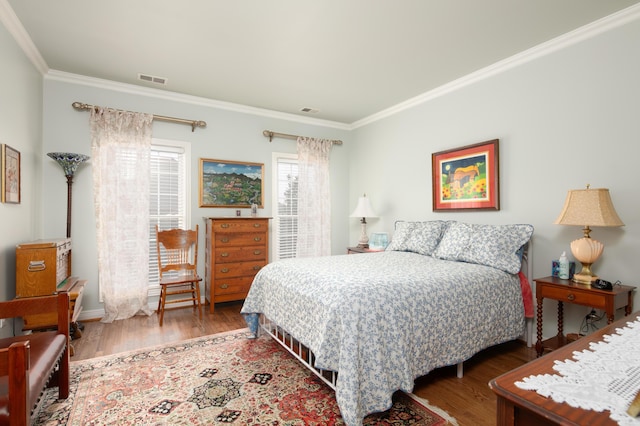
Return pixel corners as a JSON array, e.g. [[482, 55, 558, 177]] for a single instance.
[[521, 239, 533, 283]]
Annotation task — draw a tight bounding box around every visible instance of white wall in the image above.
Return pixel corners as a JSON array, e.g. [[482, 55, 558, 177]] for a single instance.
[[41, 76, 351, 318], [350, 14, 640, 338], [0, 21, 42, 309]]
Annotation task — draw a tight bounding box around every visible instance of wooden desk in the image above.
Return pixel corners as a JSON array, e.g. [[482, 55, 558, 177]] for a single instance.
[[490, 311, 640, 426]]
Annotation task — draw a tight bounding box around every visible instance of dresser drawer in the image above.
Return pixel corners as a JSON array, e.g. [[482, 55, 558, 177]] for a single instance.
[[214, 232, 267, 247], [214, 260, 266, 279], [213, 276, 253, 295], [540, 285, 606, 309], [212, 220, 268, 233], [215, 246, 267, 263]]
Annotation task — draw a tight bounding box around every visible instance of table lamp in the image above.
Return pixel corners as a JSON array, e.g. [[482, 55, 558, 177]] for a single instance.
[[554, 185, 624, 284], [350, 194, 377, 248]]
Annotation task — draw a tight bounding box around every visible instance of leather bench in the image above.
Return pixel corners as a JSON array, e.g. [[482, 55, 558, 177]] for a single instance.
[[0, 293, 70, 426]]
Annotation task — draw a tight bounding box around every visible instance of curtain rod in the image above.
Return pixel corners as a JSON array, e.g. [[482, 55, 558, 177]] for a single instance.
[[262, 130, 343, 145], [72, 102, 207, 132]]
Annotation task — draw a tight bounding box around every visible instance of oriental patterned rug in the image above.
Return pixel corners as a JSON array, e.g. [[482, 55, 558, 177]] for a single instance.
[[33, 329, 456, 425]]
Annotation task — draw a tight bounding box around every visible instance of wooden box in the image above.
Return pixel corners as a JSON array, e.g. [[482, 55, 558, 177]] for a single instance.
[[16, 238, 71, 298]]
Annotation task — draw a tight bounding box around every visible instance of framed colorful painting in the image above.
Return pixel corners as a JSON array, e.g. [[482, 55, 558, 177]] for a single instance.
[[1, 144, 20, 204], [199, 158, 264, 208], [431, 139, 499, 211]]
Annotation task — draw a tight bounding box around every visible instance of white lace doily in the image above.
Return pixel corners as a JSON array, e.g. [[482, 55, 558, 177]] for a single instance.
[[516, 315, 640, 425]]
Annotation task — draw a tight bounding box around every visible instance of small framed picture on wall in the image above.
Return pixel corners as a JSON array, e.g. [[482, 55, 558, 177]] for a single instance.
[[1, 144, 20, 204]]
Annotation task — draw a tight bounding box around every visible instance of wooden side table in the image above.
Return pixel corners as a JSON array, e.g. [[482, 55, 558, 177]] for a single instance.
[[534, 276, 635, 357], [347, 246, 382, 254]]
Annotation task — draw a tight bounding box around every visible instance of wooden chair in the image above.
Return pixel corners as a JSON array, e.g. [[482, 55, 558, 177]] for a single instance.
[[0, 293, 70, 426], [155, 225, 203, 326]]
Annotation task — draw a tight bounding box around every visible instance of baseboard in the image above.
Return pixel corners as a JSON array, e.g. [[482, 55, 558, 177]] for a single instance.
[[77, 298, 205, 322]]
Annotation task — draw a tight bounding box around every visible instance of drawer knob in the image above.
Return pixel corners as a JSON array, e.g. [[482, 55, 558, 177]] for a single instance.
[[221, 223, 230, 228], [253, 265, 261, 271], [221, 268, 229, 273], [221, 252, 229, 257], [567, 293, 575, 301], [254, 237, 262, 242], [253, 250, 261, 255], [253, 223, 261, 228], [221, 237, 229, 243], [220, 283, 229, 289]]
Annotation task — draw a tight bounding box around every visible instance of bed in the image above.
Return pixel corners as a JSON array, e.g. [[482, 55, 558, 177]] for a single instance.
[[241, 220, 534, 426]]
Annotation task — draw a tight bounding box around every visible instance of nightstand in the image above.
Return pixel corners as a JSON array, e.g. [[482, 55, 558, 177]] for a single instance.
[[534, 275, 635, 357], [347, 246, 381, 254]]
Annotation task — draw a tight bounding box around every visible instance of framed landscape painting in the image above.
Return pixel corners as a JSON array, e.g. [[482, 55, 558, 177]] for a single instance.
[[431, 139, 499, 211], [199, 158, 264, 208], [1, 144, 20, 204]]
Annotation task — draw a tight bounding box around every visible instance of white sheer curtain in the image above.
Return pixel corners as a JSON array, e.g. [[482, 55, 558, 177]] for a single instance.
[[90, 108, 154, 322], [296, 137, 334, 257]]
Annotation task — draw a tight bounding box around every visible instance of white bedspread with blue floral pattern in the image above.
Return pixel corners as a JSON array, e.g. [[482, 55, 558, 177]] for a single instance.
[[241, 250, 525, 426]]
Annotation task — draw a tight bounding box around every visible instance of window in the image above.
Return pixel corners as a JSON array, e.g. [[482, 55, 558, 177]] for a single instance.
[[272, 152, 298, 260], [149, 139, 191, 287]]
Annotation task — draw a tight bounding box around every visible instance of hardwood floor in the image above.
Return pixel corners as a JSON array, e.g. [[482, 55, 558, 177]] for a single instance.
[[71, 302, 538, 426]]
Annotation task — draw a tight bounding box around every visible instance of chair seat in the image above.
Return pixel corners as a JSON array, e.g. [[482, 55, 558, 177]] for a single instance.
[[159, 274, 202, 286]]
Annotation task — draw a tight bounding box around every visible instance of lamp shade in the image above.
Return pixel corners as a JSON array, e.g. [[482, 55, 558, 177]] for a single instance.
[[47, 152, 90, 177], [350, 194, 377, 218], [554, 187, 624, 227]]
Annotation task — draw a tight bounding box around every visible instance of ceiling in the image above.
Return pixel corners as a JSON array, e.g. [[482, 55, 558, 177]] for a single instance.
[[5, 0, 640, 125]]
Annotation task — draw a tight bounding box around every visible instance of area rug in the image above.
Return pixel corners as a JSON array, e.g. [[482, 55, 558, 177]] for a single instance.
[[33, 329, 456, 425]]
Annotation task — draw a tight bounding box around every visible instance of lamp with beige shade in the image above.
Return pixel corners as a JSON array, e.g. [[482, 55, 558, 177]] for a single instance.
[[554, 185, 624, 285]]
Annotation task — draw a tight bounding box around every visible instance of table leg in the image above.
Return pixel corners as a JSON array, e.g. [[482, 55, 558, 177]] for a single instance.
[[557, 301, 564, 337], [536, 298, 543, 357]]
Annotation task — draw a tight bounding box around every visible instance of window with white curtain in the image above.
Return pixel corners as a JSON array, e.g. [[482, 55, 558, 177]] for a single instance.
[[272, 152, 298, 260], [149, 139, 191, 287]]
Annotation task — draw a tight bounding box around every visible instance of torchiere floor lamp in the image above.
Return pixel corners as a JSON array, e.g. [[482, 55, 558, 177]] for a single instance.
[[47, 152, 90, 238]]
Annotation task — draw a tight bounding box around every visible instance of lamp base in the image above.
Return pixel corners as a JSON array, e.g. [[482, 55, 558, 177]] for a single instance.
[[572, 272, 598, 285], [570, 237, 604, 287], [357, 219, 369, 249]]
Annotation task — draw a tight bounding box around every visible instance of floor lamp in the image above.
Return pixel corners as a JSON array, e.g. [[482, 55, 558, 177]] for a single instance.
[[47, 152, 90, 238]]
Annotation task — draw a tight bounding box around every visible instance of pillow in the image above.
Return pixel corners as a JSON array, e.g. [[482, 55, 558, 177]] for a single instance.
[[433, 222, 534, 273], [404, 221, 449, 256], [385, 221, 416, 252], [386, 220, 449, 256]]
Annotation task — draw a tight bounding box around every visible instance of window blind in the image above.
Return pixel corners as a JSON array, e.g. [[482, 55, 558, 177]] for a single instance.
[[149, 144, 186, 285], [274, 155, 298, 260]]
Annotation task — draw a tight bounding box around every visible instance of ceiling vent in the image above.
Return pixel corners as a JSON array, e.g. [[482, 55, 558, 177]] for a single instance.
[[300, 107, 319, 114], [138, 73, 168, 85]]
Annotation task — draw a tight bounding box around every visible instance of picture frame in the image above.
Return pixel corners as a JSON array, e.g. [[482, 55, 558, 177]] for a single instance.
[[1, 144, 21, 204], [199, 158, 264, 208], [431, 139, 499, 211]]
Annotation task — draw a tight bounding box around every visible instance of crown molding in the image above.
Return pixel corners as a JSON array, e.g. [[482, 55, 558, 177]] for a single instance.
[[0, 0, 48, 74], [351, 3, 640, 129], [45, 70, 351, 131]]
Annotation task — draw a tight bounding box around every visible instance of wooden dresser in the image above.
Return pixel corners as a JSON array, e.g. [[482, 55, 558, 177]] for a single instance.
[[204, 217, 270, 313]]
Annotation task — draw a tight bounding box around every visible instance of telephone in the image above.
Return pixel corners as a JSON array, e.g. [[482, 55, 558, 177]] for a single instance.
[[593, 279, 613, 290]]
